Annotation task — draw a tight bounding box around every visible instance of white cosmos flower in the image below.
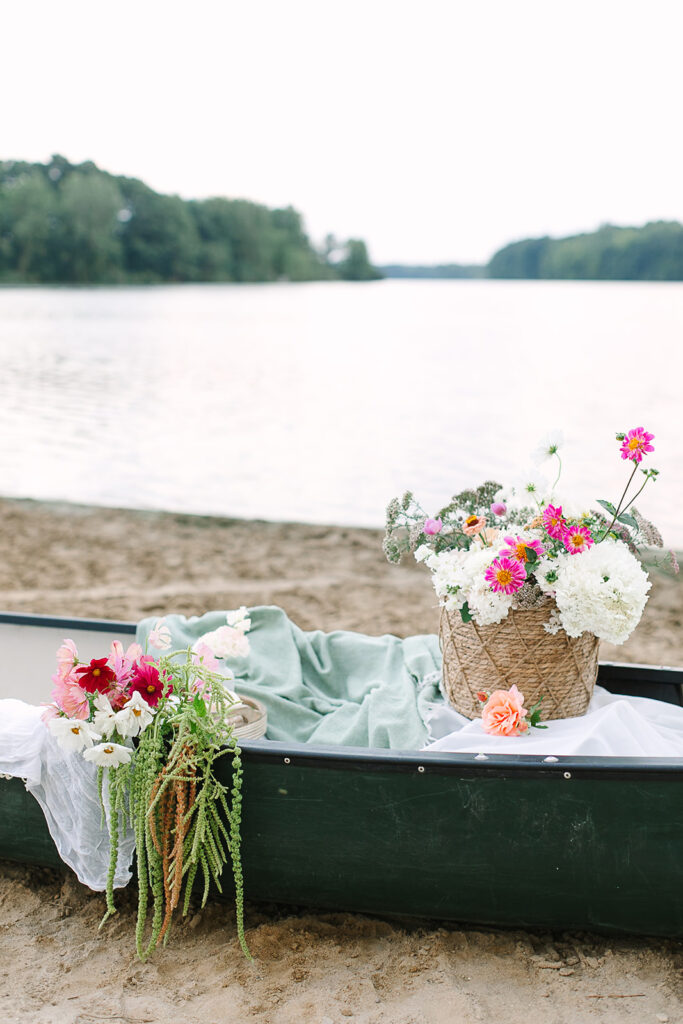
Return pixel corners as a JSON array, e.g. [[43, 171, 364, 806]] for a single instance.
[[48, 717, 100, 753], [226, 606, 251, 633], [532, 429, 564, 466], [148, 618, 172, 650], [114, 691, 155, 738], [83, 742, 132, 768], [92, 693, 117, 739]]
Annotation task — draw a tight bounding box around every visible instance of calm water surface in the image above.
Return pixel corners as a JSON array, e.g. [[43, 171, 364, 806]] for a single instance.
[[0, 280, 681, 543]]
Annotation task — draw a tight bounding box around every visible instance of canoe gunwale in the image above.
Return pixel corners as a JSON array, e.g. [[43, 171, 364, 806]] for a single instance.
[[238, 738, 683, 780]]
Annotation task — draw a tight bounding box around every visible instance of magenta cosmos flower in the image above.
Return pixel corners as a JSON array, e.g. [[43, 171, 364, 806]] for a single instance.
[[562, 525, 594, 555], [423, 517, 443, 535], [619, 427, 654, 463], [500, 535, 545, 563], [484, 556, 526, 595], [542, 503, 566, 540], [128, 657, 171, 707]]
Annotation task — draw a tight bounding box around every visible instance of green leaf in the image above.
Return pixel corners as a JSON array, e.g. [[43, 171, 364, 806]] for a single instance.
[[596, 499, 617, 515], [193, 694, 207, 718], [460, 602, 473, 624], [617, 513, 638, 529], [524, 546, 538, 565]]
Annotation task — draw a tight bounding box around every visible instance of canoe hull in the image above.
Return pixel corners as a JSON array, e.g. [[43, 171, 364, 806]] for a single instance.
[[1, 612, 681, 937]]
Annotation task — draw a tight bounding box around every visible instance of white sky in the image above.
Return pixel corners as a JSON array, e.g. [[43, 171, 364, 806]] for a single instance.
[[3, 0, 683, 264]]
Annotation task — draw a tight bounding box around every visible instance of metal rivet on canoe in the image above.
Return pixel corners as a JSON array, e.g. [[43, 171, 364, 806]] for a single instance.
[[563, 771, 571, 779], [474, 753, 488, 760], [543, 756, 559, 763], [283, 757, 291, 764], [417, 765, 425, 773]]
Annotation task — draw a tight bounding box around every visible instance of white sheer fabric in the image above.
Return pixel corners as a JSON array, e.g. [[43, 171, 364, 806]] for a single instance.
[[0, 700, 135, 890], [424, 686, 683, 756]]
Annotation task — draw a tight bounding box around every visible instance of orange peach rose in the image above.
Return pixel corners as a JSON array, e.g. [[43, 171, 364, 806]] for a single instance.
[[480, 685, 528, 736]]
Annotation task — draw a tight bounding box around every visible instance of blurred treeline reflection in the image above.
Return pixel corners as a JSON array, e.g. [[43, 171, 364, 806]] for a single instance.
[[0, 156, 381, 284]]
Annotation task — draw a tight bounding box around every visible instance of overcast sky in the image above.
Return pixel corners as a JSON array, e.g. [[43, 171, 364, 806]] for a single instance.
[[3, 0, 683, 264]]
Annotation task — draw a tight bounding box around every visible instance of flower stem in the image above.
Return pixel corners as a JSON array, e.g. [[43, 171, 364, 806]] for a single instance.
[[599, 463, 639, 540], [551, 453, 562, 492]]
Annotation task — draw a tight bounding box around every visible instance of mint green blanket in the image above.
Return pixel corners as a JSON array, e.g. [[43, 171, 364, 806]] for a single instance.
[[136, 606, 442, 750]]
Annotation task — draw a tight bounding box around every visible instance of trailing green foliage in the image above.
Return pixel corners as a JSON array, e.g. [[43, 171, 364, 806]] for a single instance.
[[98, 649, 251, 961]]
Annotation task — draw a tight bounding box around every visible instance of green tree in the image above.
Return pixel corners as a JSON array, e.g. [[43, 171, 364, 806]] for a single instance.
[[57, 173, 125, 282], [338, 239, 383, 281]]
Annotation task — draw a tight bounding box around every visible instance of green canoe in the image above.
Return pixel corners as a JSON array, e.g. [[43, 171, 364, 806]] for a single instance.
[[1, 612, 681, 937]]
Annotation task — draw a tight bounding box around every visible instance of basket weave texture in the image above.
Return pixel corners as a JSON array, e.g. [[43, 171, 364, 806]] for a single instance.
[[440, 604, 599, 721]]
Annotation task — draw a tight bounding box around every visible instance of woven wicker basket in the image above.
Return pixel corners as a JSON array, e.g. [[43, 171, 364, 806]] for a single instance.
[[440, 604, 599, 721]]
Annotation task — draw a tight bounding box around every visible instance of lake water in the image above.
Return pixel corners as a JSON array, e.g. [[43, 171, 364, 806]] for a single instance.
[[0, 280, 681, 544]]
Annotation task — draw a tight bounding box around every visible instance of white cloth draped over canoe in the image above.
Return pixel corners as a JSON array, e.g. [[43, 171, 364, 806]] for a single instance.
[[422, 685, 683, 757]]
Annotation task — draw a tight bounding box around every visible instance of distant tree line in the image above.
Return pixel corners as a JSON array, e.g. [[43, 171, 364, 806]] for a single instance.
[[0, 156, 382, 284], [380, 264, 485, 279], [383, 222, 683, 281], [487, 222, 683, 280]]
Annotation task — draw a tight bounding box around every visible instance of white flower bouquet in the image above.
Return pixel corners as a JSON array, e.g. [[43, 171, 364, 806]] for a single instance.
[[384, 428, 677, 720]]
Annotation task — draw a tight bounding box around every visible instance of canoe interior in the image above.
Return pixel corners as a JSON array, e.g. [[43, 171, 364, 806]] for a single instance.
[[1, 611, 682, 938]]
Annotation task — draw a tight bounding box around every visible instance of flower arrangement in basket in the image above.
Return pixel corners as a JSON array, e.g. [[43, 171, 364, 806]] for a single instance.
[[384, 429, 677, 726], [41, 608, 253, 960]]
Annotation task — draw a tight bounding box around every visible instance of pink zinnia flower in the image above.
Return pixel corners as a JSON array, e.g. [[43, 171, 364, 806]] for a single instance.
[[619, 427, 655, 463], [484, 556, 526, 594], [500, 535, 545, 564], [490, 502, 507, 516], [463, 515, 487, 537], [481, 685, 529, 736], [423, 517, 443, 536], [562, 525, 594, 555], [542, 503, 566, 540], [128, 657, 171, 707]]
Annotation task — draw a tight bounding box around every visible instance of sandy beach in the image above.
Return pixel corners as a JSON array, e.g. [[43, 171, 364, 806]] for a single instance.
[[0, 496, 681, 1024]]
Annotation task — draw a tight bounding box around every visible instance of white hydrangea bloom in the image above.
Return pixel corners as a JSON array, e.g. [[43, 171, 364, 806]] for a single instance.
[[535, 553, 568, 595], [552, 540, 651, 644], [426, 544, 513, 625], [198, 625, 250, 659], [414, 544, 432, 563]]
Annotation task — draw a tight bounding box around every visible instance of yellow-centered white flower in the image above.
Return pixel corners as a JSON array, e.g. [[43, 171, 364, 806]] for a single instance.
[[114, 691, 155, 738], [83, 742, 132, 767], [48, 717, 100, 752], [92, 693, 117, 739]]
